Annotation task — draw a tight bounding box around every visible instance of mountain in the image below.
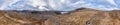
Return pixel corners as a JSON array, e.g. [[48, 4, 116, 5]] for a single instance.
[[59, 8, 120, 25], [0, 0, 120, 11], [0, 10, 58, 25], [0, 8, 120, 25]]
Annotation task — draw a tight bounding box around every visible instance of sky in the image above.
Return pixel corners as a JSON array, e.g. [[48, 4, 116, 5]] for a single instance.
[[0, 0, 120, 11]]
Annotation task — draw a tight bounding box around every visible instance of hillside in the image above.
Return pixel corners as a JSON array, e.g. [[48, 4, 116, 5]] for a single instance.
[[0, 8, 120, 25], [59, 8, 120, 25]]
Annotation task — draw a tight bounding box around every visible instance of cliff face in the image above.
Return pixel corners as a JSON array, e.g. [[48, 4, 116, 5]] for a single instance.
[[0, 8, 120, 25]]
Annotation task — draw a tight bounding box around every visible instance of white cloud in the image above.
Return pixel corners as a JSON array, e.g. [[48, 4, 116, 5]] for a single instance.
[[0, 0, 119, 11], [0, 0, 19, 10], [106, 0, 117, 6]]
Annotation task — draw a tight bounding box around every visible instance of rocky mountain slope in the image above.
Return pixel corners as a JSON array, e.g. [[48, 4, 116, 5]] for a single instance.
[[0, 10, 58, 25], [59, 8, 120, 25], [0, 8, 120, 25]]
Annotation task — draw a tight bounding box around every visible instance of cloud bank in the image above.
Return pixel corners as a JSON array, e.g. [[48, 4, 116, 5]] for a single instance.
[[0, 0, 120, 11]]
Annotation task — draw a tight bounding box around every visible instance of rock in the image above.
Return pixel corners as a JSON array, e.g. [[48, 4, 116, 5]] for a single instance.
[[59, 8, 120, 25]]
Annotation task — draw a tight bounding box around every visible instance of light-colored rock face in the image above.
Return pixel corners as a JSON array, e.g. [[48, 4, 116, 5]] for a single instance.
[[59, 8, 120, 25], [59, 8, 100, 25], [0, 8, 120, 25]]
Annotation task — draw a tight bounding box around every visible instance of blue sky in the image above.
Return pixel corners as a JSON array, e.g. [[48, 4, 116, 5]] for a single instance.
[[0, 0, 120, 11]]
